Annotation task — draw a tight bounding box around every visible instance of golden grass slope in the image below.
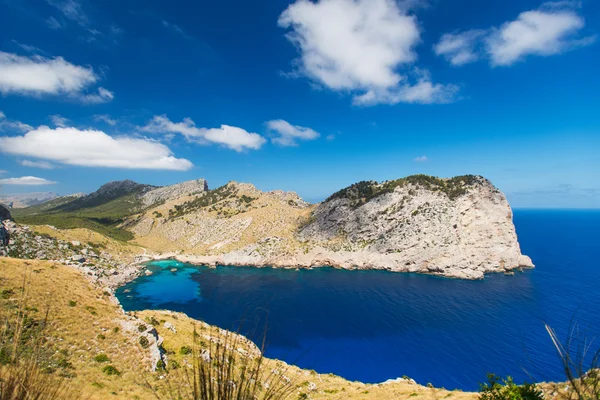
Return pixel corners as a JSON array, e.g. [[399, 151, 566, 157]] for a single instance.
[[131, 182, 313, 256], [0, 257, 476, 400]]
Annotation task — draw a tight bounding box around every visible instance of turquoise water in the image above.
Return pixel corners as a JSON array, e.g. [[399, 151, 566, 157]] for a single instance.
[[116, 210, 600, 390]]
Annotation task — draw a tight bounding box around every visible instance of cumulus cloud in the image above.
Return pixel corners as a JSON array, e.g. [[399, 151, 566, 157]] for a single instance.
[[413, 155, 428, 162], [0, 51, 113, 103], [266, 119, 320, 146], [278, 0, 457, 105], [435, 2, 594, 67], [20, 160, 56, 169], [141, 115, 266, 152], [0, 176, 57, 185], [0, 126, 193, 171], [0, 111, 33, 132]]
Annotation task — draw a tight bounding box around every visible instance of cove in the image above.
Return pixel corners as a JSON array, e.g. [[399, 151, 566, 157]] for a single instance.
[[116, 210, 600, 391]]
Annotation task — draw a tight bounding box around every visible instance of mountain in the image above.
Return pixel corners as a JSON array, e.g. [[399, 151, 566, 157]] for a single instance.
[[12, 179, 209, 242], [129, 175, 533, 279], [0, 192, 58, 208], [11, 175, 532, 279]]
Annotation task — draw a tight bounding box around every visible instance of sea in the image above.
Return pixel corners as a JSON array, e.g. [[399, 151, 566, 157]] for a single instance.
[[116, 209, 600, 391]]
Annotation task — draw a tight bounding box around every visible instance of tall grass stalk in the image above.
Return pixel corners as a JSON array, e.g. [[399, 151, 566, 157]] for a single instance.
[[156, 322, 297, 400], [546, 324, 600, 399]]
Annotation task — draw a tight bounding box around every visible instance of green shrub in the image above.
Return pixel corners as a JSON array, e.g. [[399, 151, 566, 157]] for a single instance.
[[94, 354, 110, 363], [479, 373, 543, 400], [68, 300, 77, 307], [102, 365, 120, 376], [139, 336, 149, 349], [179, 345, 192, 355]]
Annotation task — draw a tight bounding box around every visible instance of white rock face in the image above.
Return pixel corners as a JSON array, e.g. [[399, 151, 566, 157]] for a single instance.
[[141, 179, 208, 207], [295, 176, 533, 279]]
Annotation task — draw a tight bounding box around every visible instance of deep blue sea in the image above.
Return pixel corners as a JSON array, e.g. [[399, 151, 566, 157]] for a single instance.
[[116, 210, 600, 391]]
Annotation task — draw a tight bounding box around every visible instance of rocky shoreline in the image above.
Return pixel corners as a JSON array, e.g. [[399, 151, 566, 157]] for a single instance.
[[140, 249, 534, 280]]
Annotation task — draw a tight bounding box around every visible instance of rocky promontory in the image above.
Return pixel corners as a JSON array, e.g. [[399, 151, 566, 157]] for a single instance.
[[131, 175, 533, 279]]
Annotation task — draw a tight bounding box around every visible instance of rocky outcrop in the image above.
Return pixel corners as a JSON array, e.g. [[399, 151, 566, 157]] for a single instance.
[[132, 175, 533, 280], [141, 179, 208, 207], [0, 204, 12, 221], [296, 175, 533, 279], [0, 221, 142, 288]]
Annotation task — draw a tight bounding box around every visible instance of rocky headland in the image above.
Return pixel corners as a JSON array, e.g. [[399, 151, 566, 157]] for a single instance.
[[130, 175, 533, 280]]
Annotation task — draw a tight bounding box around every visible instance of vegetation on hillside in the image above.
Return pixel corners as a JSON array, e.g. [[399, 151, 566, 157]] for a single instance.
[[167, 184, 238, 219], [11, 182, 153, 242], [325, 174, 483, 208], [166, 183, 258, 220]]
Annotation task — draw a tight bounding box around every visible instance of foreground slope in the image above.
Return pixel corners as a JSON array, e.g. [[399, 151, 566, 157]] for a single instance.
[[132, 175, 532, 279], [0, 257, 477, 400]]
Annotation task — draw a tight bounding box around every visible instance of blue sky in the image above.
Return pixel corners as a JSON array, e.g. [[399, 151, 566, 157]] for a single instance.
[[0, 0, 598, 207]]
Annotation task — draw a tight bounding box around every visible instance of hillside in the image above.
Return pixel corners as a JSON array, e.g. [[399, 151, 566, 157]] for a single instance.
[[131, 175, 533, 279], [0, 257, 478, 400], [12, 179, 208, 242]]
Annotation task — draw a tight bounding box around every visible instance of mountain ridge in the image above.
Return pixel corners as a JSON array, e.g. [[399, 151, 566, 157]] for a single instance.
[[11, 174, 533, 279]]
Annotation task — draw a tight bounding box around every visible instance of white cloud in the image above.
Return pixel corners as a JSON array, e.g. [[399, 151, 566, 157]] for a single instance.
[[141, 115, 266, 152], [50, 114, 69, 127], [413, 155, 428, 162], [278, 0, 457, 105], [435, 2, 594, 67], [93, 114, 117, 126], [266, 119, 320, 146], [0, 176, 57, 185], [0, 111, 33, 132], [0, 170, 7, 175], [434, 30, 487, 66], [0, 51, 113, 103], [487, 7, 590, 66], [0, 126, 193, 171], [80, 87, 114, 104], [20, 160, 56, 169]]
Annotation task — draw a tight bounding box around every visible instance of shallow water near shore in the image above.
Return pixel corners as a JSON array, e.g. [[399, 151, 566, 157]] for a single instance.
[[116, 210, 600, 390]]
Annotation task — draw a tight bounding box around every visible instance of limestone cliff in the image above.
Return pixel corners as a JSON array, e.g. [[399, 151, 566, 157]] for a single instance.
[[130, 175, 533, 280]]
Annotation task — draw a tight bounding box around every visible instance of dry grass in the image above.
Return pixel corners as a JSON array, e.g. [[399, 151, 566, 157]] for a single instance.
[[130, 185, 314, 256], [0, 258, 153, 399]]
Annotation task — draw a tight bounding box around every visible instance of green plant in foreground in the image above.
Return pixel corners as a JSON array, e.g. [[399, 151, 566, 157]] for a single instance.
[[94, 354, 110, 363], [479, 373, 543, 400], [154, 323, 296, 400], [102, 365, 121, 376]]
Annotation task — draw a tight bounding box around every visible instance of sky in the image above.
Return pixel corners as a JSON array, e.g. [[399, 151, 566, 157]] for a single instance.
[[0, 0, 599, 208]]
